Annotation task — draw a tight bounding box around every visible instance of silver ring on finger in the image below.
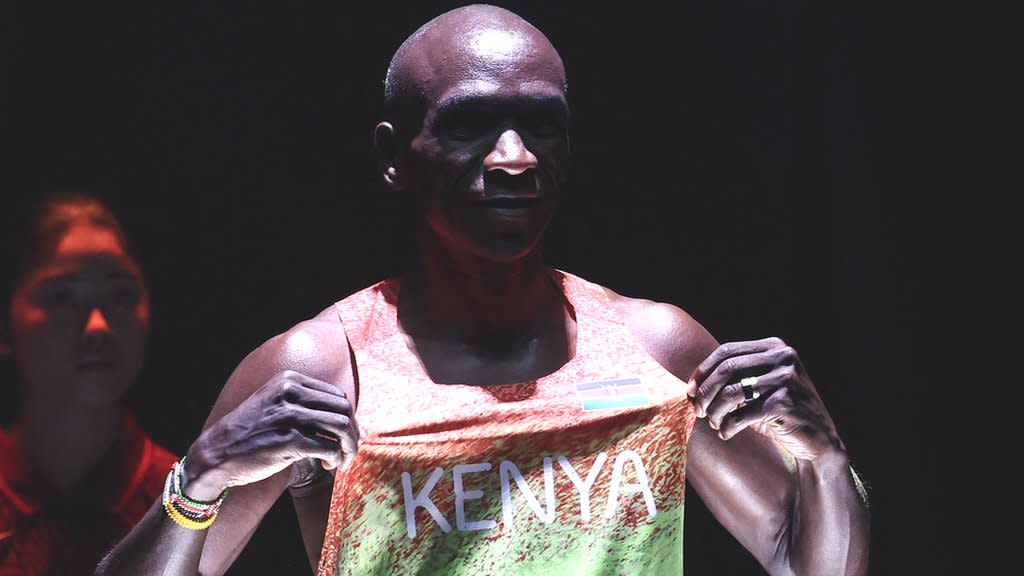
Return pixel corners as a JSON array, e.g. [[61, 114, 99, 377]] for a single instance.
[[740, 376, 761, 402]]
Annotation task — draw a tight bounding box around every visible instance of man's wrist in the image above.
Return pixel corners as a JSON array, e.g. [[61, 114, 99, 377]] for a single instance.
[[181, 448, 229, 501]]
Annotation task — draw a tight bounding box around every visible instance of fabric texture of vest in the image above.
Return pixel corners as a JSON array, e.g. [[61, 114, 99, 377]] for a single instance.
[[317, 270, 696, 576]]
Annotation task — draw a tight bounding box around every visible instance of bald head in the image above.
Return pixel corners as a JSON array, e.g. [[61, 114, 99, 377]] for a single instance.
[[371, 4, 572, 263], [382, 4, 566, 126]]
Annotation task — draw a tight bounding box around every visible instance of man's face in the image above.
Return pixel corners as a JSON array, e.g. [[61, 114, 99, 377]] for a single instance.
[[8, 223, 150, 408], [401, 26, 571, 262]]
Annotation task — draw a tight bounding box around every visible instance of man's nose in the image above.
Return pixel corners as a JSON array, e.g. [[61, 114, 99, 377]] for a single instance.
[[84, 307, 111, 335], [484, 129, 537, 175]]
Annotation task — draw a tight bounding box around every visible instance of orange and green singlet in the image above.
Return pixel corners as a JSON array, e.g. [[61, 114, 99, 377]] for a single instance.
[[317, 270, 697, 576]]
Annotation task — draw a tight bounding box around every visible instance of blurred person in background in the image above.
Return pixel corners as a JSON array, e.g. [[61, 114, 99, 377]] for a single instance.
[[0, 190, 179, 574]]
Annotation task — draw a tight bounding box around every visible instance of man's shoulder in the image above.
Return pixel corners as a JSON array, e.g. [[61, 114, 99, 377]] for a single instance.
[[605, 290, 701, 339], [249, 307, 350, 377], [266, 278, 394, 356], [561, 273, 718, 380], [208, 295, 360, 415], [558, 270, 690, 326], [203, 308, 355, 427]]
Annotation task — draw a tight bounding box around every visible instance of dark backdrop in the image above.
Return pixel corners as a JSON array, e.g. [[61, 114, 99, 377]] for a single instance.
[[4, 1, 1011, 575]]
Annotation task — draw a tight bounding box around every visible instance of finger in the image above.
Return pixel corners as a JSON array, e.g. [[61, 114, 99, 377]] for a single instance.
[[287, 433, 347, 470], [316, 422, 361, 471], [691, 344, 792, 418], [236, 427, 347, 472], [281, 384, 354, 416], [277, 369, 349, 398], [286, 428, 356, 470], [704, 377, 766, 429], [687, 338, 781, 399], [306, 430, 358, 471], [689, 338, 781, 383], [691, 359, 761, 419], [337, 418, 359, 467], [286, 405, 357, 442], [291, 407, 360, 468], [715, 402, 764, 440], [706, 365, 790, 436], [306, 417, 360, 460], [708, 360, 794, 424]]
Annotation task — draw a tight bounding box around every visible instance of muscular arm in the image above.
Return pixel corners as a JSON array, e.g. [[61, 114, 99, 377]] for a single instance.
[[687, 414, 869, 576], [96, 305, 356, 576], [611, 292, 869, 576]]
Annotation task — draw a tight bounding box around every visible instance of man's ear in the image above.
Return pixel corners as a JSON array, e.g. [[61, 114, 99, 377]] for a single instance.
[[374, 121, 404, 191]]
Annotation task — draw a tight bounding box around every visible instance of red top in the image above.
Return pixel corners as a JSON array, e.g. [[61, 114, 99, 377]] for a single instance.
[[0, 412, 178, 575]]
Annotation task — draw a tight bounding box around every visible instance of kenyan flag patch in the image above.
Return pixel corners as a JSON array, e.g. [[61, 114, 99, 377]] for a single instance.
[[575, 378, 649, 411]]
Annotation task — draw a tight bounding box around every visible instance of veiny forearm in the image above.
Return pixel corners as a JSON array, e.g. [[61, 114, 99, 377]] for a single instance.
[[95, 498, 209, 576], [786, 452, 870, 576]]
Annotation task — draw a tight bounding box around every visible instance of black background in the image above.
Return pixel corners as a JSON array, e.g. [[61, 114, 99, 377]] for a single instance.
[[4, 1, 1013, 574]]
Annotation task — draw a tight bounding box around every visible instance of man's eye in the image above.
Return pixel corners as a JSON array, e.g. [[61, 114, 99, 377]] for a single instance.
[[528, 124, 560, 139], [523, 115, 565, 139], [443, 113, 493, 140]]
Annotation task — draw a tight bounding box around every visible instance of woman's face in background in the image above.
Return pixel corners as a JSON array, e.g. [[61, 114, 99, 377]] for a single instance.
[[8, 222, 149, 409]]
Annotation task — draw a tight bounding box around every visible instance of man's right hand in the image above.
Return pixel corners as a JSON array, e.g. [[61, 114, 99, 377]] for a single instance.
[[180, 369, 358, 501]]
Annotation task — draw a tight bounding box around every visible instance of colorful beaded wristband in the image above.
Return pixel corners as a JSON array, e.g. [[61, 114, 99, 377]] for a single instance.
[[162, 456, 228, 530]]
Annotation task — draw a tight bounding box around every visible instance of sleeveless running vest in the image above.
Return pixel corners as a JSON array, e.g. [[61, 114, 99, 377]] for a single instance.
[[317, 270, 696, 576]]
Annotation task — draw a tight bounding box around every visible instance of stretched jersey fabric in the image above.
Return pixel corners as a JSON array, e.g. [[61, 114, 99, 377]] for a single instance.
[[317, 270, 696, 576], [0, 412, 178, 575]]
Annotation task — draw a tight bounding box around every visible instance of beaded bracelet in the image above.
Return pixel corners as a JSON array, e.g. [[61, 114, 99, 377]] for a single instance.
[[162, 456, 228, 530]]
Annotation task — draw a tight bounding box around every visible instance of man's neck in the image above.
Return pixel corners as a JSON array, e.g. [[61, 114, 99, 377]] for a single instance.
[[403, 244, 558, 343], [398, 242, 575, 384]]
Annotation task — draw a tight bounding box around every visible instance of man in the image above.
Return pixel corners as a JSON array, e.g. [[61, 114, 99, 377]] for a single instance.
[[97, 4, 869, 575]]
